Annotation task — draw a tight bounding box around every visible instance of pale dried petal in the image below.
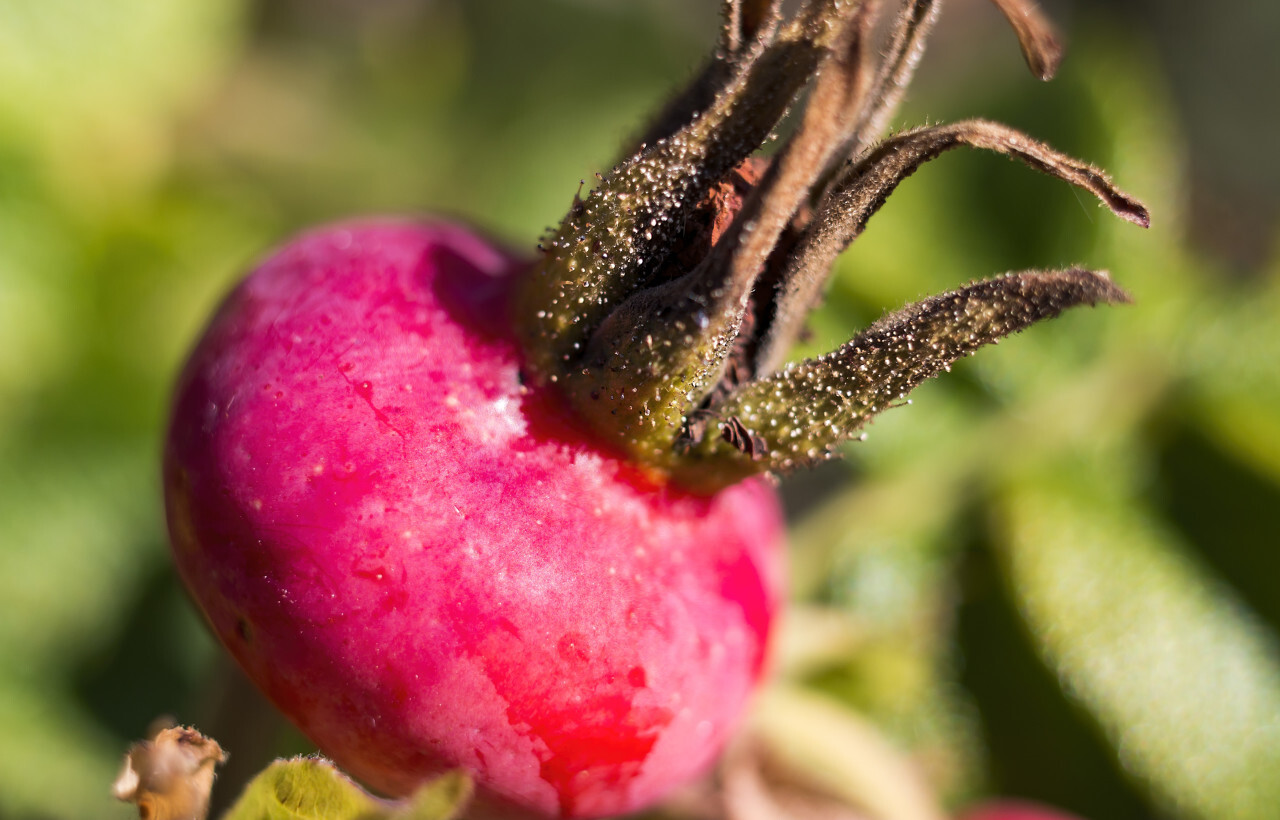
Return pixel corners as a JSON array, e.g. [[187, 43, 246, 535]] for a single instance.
[[113, 726, 228, 820]]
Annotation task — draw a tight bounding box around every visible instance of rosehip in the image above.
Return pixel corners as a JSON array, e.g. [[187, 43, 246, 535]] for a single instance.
[[165, 1, 1148, 817], [165, 222, 785, 817]]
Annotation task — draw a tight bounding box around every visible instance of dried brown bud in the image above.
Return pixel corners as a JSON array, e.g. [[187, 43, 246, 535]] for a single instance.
[[113, 725, 228, 820]]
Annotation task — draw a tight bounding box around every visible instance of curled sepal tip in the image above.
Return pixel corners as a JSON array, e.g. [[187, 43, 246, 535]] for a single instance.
[[990, 0, 1064, 81], [754, 118, 1149, 375], [673, 268, 1129, 491]]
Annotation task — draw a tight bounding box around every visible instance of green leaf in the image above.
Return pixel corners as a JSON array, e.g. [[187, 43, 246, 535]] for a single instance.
[[0, 679, 126, 820], [1183, 272, 1280, 486], [220, 758, 472, 820], [0, 443, 161, 671], [392, 771, 473, 820], [993, 457, 1280, 820], [0, 0, 246, 202]]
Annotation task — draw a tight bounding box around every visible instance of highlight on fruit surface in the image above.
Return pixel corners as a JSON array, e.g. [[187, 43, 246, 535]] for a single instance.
[[162, 0, 1148, 817]]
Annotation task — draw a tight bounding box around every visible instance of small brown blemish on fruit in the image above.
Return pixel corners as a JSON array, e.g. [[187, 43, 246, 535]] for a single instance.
[[235, 617, 252, 643]]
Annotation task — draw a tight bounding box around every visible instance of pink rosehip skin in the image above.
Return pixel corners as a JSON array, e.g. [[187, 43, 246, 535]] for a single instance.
[[164, 222, 785, 818]]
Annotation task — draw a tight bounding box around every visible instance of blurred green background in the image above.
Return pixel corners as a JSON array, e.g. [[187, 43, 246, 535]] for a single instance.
[[1, 1, 1277, 819]]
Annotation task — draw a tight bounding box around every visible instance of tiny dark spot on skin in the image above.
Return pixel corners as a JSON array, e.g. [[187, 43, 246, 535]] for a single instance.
[[236, 617, 252, 643]]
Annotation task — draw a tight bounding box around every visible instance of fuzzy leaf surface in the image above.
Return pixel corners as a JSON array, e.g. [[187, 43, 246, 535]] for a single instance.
[[220, 759, 471, 820]]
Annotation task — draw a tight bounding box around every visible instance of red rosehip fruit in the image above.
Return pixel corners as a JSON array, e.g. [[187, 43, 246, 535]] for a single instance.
[[165, 222, 785, 817], [165, 1, 1148, 817]]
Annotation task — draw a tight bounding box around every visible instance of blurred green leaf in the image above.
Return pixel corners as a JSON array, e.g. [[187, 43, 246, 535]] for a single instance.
[[993, 457, 1280, 820], [0, 0, 245, 204], [221, 759, 471, 820], [0, 443, 160, 671], [0, 192, 79, 438], [1184, 271, 1280, 485], [0, 678, 128, 820]]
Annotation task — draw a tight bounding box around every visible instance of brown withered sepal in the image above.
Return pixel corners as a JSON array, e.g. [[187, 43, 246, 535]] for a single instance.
[[514, 0, 1149, 493]]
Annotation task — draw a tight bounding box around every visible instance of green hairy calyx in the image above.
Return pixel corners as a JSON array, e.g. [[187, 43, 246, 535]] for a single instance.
[[514, 0, 1149, 494]]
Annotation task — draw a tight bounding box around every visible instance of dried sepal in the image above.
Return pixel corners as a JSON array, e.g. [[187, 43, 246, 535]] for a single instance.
[[754, 119, 1151, 375], [516, 5, 836, 381], [726, 0, 875, 279], [566, 3, 875, 460], [989, 0, 1064, 81], [632, 0, 786, 152], [511, 0, 1149, 493], [724, 0, 785, 56], [840, 0, 942, 163], [113, 725, 228, 820], [673, 269, 1129, 490]]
